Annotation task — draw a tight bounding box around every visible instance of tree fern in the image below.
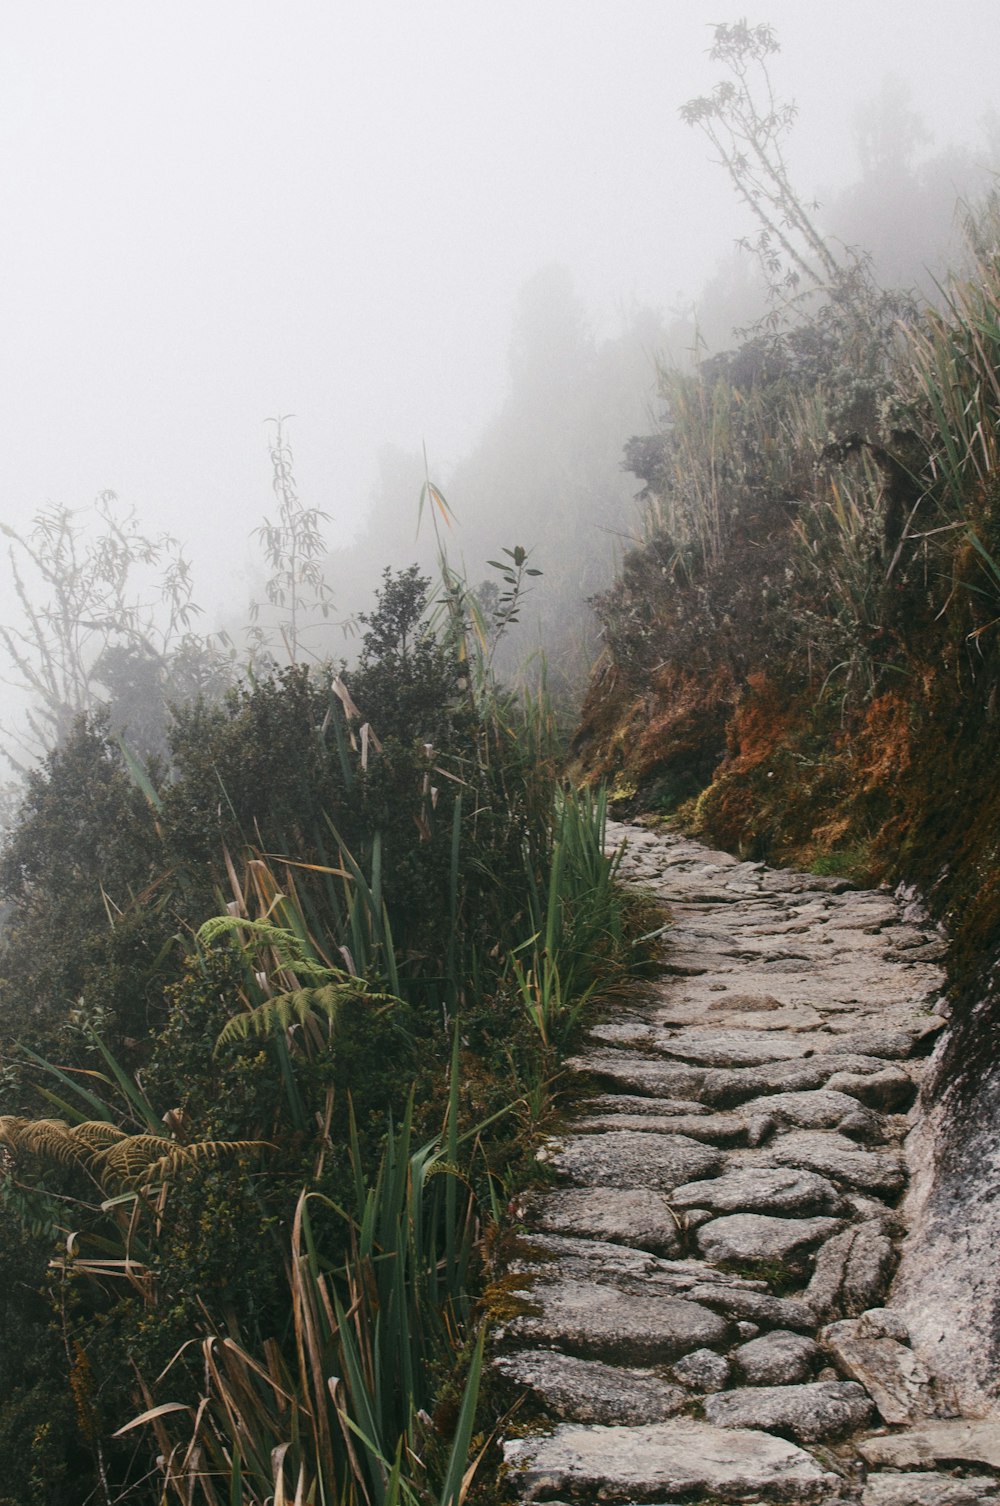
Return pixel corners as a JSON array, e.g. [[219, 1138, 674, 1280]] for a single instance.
[[215, 980, 396, 1052], [196, 914, 333, 982]]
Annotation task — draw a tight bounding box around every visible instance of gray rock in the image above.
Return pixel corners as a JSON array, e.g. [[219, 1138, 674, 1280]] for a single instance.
[[653, 1027, 830, 1068], [858, 1420, 1000, 1472], [848, 1027, 924, 1059], [706, 991, 785, 1011], [858, 1307, 910, 1342], [703, 1379, 874, 1442], [672, 1166, 845, 1217], [702, 1054, 914, 1109], [733, 1328, 821, 1385], [510, 1277, 729, 1364], [584, 1092, 711, 1117], [843, 1193, 906, 1237], [511, 1232, 662, 1281], [671, 1346, 731, 1390], [545, 1130, 722, 1191], [690, 1283, 819, 1333], [826, 1065, 915, 1111], [862, 1473, 1000, 1505], [696, 1212, 843, 1267], [585, 1018, 653, 1045], [760, 869, 851, 894], [493, 1350, 687, 1424], [564, 1049, 712, 1101], [502, 1418, 840, 1502], [823, 1316, 940, 1425], [739, 1089, 883, 1140], [574, 1110, 755, 1145], [806, 1226, 897, 1320], [894, 1075, 1000, 1418], [758, 1129, 906, 1196], [524, 1188, 684, 1256]]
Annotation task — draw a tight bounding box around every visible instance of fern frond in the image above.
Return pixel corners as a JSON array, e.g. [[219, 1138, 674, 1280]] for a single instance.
[[0, 1115, 264, 1189], [215, 980, 394, 1051], [91, 1135, 266, 1186], [0, 1116, 126, 1170], [196, 914, 333, 980]]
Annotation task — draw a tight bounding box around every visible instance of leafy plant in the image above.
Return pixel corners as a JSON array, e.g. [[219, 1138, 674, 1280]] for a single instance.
[[249, 415, 344, 665], [0, 493, 227, 768]]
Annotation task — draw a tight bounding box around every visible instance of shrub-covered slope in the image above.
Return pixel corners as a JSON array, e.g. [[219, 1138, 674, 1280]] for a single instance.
[[571, 201, 1000, 1411], [574, 200, 1000, 994]]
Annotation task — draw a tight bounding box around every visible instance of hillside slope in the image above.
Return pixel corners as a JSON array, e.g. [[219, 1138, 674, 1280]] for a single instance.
[[570, 202, 1000, 1417]]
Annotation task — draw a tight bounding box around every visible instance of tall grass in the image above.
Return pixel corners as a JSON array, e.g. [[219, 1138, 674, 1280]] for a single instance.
[[909, 202, 1000, 523], [123, 1093, 485, 1506]]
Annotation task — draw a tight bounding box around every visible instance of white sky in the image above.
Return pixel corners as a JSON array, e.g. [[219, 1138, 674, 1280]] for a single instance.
[[1, 1, 998, 613]]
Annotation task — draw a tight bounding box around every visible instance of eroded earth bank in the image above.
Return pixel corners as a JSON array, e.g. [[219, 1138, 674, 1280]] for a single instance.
[[495, 819, 1000, 1505]]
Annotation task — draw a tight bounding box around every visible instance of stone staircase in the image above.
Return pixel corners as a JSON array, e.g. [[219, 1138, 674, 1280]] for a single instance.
[[496, 820, 1000, 1505]]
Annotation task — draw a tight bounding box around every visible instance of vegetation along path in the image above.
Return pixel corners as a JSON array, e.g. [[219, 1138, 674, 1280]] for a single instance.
[[495, 819, 1000, 1505]]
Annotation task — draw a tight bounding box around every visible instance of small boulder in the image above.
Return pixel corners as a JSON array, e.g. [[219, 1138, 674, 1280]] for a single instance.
[[732, 1328, 821, 1386], [671, 1347, 730, 1391], [822, 1315, 940, 1425]]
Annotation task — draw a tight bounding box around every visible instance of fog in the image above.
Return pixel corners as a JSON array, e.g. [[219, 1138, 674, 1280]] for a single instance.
[[2, 1, 999, 741]]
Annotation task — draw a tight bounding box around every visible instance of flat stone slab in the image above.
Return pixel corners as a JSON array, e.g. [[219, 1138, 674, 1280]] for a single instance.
[[493, 1349, 687, 1425], [702, 1054, 911, 1107], [859, 1420, 1000, 1472], [569, 1049, 906, 1108], [652, 1027, 830, 1067], [703, 1379, 874, 1442], [545, 1130, 722, 1191], [696, 1212, 843, 1267], [584, 1093, 710, 1117], [509, 1277, 729, 1364], [502, 1418, 841, 1502], [756, 1130, 906, 1195], [564, 1049, 712, 1100], [575, 1110, 759, 1144], [689, 1282, 819, 1333], [523, 1187, 684, 1255], [862, 1473, 1000, 1505], [672, 1166, 845, 1217]]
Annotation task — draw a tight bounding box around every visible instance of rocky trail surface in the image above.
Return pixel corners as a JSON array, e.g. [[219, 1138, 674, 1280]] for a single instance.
[[497, 820, 1000, 1505]]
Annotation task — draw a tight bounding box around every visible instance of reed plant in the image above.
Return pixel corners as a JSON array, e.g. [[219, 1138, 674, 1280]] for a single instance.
[[121, 1087, 485, 1506]]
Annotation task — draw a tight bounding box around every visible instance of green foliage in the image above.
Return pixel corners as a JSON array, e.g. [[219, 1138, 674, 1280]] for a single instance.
[[0, 515, 631, 1505], [0, 716, 173, 1060]]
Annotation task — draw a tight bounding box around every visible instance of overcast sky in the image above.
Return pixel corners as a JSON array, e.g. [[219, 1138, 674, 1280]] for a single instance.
[[2, 1, 999, 615]]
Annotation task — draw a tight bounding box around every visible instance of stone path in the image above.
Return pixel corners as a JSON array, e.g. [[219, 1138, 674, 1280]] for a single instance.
[[498, 820, 1000, 1504]]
